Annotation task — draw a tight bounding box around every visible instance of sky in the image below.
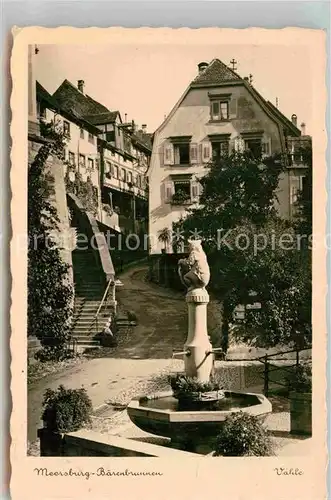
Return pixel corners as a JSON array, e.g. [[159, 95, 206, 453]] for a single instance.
[[35, 43, 312, 134]]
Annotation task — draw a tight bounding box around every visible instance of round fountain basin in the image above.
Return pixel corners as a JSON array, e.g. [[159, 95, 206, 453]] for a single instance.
[[127, 390, 272, 442]]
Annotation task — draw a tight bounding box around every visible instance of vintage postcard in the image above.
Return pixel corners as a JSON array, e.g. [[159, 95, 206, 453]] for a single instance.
[[10, 27, 327, 499]]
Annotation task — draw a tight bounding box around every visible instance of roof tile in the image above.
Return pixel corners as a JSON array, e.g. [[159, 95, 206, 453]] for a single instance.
[[191, 59, 241, 85]]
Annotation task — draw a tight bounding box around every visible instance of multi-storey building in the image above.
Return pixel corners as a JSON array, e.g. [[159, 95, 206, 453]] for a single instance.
[[148, 59, 311, 254], [37, 78, 152, 234]]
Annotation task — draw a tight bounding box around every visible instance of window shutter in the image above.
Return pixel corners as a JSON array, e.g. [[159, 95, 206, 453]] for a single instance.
[[262, 138, 272, 158], [229, 98, 237, 119], [190, 143, 198, 164], [201, 141, 211, 163], [174, 146, 180, 165], [164, 143, 174, 165], [164, 181, 174, 203], [198, 181, 203, 197], [234, 137, 245, 152], [190, 180, 200, 203]]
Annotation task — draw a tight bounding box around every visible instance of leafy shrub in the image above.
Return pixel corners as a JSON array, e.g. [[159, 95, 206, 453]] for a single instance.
[[214, 412, 274, 457], [169, 374, 222, 400], [127, 311, 138, 322], [285, 363, 312, 393], [35, 346, 75, 363], [41, 385, 93, 432]]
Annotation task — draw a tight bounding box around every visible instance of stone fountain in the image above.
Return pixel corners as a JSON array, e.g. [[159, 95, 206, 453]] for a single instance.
[[127, 240, 271, 452]]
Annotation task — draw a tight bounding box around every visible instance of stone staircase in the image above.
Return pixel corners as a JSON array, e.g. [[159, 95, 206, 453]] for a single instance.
[[71, 247, 110, 351]]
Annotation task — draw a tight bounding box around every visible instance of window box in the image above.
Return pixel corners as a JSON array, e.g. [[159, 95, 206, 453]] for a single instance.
[[171, 190, 191, 206]]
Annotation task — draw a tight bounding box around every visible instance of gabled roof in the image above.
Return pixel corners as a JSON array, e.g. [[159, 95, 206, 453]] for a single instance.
[[131, 130, 153, 152], [36, 81, 59, 110], [84, 111, 119, 125], [191, 58, 241, 86], [53, 79, 110, 120], [155, 58, 301, 137], [265, 100, 301, 136]]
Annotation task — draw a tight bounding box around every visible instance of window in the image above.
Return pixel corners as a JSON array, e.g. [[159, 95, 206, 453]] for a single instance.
[[212, 141, 229, 160], [113, 165, 119, 179], [63, 121, 70, 136], [106, 131, 115, 142], [174, 180, 191, 196], [88, 158, 94, 171], [121, 168, 126, 182], [80, 128, 84, 139], [208, 92, 232, 121], [245, 139, 262, 159], [127, 171, 133, 184], [105, 161, 111, 174], [174, 143, 190, 165], [211, 101, 229, 121], [68, 152, 76, 166], [79, 154, 86, 168], [88, 133, 95, 144]]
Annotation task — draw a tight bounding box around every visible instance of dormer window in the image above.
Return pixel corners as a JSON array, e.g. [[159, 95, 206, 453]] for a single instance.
[[208, 93, 231, 122]]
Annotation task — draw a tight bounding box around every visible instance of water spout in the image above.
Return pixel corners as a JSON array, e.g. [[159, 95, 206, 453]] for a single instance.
[[172, 349, 191, 358]]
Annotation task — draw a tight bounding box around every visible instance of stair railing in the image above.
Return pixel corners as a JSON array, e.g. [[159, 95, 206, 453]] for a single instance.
[[257, 346, 312, 398], [88, 278, 115, 336]]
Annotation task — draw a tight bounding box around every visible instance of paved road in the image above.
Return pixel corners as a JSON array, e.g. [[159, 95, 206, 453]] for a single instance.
[[109, 265, 190, 359]]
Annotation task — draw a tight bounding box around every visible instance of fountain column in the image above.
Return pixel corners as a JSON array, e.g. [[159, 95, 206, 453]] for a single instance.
[[184, 288, 213, 382]]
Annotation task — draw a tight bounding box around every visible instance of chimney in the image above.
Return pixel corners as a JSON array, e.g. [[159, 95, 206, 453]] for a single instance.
[[141, 124, 147, 133], [291, 114, 298, 127], [77, 80, 85, 94], [198, 62, 208, 74], [300, 122, 306, 135], [244, 76, 249, 82], [125, 113, 127, 122]]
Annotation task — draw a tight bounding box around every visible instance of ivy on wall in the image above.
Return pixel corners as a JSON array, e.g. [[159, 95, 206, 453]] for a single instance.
[[28, 120, 74, 361], [65, 170, 99, 217]]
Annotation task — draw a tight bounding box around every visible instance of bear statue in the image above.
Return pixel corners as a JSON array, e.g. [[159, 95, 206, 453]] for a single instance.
[[178, 239, 210, 292]]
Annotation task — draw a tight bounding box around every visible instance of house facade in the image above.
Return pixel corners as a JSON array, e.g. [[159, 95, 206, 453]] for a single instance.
[[37, 78, 152, 234], [148, 59, 310, 254]]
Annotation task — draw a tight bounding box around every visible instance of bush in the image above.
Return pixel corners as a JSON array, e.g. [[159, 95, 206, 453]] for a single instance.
[[169, 374, 222, 400], [41, 385, 93, 432], [213, 412, 274, 457], [285, 363, 312, 393], [127, 311, 138, 322], [35, 346, 75, 363]]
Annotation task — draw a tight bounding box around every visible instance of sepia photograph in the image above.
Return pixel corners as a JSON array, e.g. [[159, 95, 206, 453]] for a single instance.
[[24, 39, 316, 460], [6, 27, 325, 496]]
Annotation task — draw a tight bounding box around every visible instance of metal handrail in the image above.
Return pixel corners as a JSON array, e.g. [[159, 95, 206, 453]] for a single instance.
[[88, 278, 114, 335], [258, 346, 312, 397]]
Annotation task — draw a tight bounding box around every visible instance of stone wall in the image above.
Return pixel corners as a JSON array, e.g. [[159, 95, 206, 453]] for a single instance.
[[38, 429, 197, 457]]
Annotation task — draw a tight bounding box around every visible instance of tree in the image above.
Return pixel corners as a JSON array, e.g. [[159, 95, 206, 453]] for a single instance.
[[176, 150, 311, 351], [28, 120, 74, 361], [157, 227, 172, 253]]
